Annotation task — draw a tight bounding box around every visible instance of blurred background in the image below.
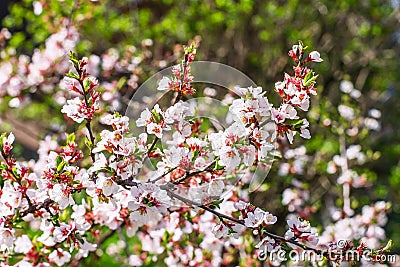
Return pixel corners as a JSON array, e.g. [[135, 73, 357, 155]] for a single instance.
[[1, 0, 400, 259]]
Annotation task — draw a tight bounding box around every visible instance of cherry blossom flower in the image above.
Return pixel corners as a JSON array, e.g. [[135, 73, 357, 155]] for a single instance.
[[53, 222, 74, 243], [147, 122, 164, 138], [1, 132, 15, 156], [129, 255, 144, 266], [255, 236, 280, 253], [218, 146, 241, 172], [136, 108, 152, 127], [229, 86, 271, 124], [4, 42, 382, 266], [234, 200, 250, 211], [0, 226, 15, 251], [338, 104, 355, 121], [307, 51, 324, 62], [288, 44, 300, 61], [299, 119, 311, 139], [13, 235, 32, 254], [1, 181, 22, 215], [136, 104, 171, 138], [163, 146, 191, 169], [244, 208, 266, 228], [207, 179, 225, 196], [237, 204, 278, 229], [99, 176, 120, 196], [212, 222, 229, 238], [285, 217, 319, 246], [49, 248, 71, 266], [61, 97, 98, 123], [129, 202, 163, 225], [271, 103, 298, 124], [100, 113, 130, 133], [75, 238, 97, 259], [157, 76, 171, 91], [49, 183, 75, 210]]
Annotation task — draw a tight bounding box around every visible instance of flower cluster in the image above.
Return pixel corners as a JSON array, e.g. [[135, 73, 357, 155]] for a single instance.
[[157, 43, 197, 96], [61, 53, 100, 123], [272, 42, 323, 143], [0, 39, 393, 267], [137, 104, 173, 139], [319, 201, 390, 249], [0, 27, 79, 101], [285, 217, 319, 246]]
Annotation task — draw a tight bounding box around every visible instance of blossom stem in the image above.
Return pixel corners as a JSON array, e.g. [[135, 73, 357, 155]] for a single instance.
[[339, 135, 352, 216], [148, 167, 177, 183], [74, 64, 96, 164], [0, 151, 33, 207], [172, 160, 216, 185], [173, 53, 188, 104], [19, 198, 54, 218], [164, 186, 327, 257], [137, 136, 159, 174]]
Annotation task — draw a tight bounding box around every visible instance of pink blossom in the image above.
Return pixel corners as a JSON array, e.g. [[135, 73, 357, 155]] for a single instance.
[[157, 76, 171, 91], [1, 132, 15, 155], [49, 248, 71, 266], [49, 184, 75, 210], [271, 103, 298, 124], [285, 217, 319, 246], [218, 146, 240, 172], [53, 222, 74, 243], [13, 235, 32, 253], [61, 97, 98, 123], [308, 51, 323, 62], [207, 179, 225, 196], [244, 208, 266, 228], [212, 222, 229, 238], [147, 122, 164, 138], [0, 226, 15, 251], [255, 236, 280, 253]]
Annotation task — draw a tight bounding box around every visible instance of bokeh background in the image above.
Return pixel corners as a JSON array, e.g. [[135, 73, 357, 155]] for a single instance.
[[1, 0, 400, 262]]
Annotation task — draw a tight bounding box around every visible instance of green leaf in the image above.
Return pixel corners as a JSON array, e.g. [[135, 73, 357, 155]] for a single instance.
[[83, 77, 91, 91], [0, 164, 7, 171], [56, 156, 66, 173], [210, 198, 224, 209], [56, 155, 63, 167], [68, 51, 79, 69], [214, 159, 225, 170], [151, 109, 162, 123], [192, 150, 199, 161], [66, 70, 80, 80], [303, 71, 313, 83], [117, 77, 127, 89], [85, 137, 93, 149], [50, 213, 60, 226], [303, 72, 319, 87], [60, 209, 69, 221], [0, 133, 6, 147], [67, 133, 76, 144], [381, 240, 393, 252]]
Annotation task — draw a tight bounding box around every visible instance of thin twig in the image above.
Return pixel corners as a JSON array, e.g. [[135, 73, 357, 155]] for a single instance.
[[148, 167, 177, 183], [0, 151, 33, 208], [164, 186, 326, 257], [142, 137, 159, 164], [76, 74, 96, 164], [172, 160, 216, 185]]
